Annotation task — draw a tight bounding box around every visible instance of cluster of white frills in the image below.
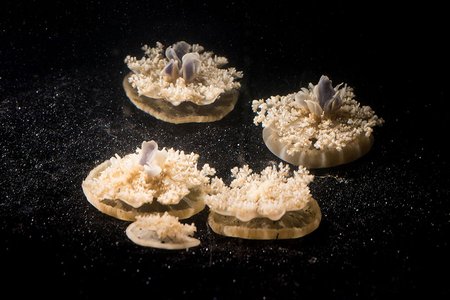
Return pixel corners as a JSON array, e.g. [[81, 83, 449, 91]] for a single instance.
[[206, 163, 314, 222], [125, 42, 242, 106]]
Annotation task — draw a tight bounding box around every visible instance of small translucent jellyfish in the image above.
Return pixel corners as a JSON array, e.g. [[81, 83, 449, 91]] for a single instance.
[[124, 41, 243, 124], [252, 75, 384, 168], [126, 213, 200, 250], [82, 140, 216, 221], [205, 163, 321, 240]]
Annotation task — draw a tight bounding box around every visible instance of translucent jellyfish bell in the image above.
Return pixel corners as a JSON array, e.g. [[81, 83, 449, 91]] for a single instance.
[[126, 213, 200, 250], [205, 164, 321, 240], [124, 41, 243, 123], [253, 75, 384, 168], [81, 140, 215, 221]]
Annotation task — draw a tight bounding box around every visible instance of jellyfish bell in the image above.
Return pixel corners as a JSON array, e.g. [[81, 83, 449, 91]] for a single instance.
[[82, 140, 216, 221], [126, 213, 200, 250], [253, 75, 384, 168], [205, 164, 321, 240], [124, 41, 243, 123]]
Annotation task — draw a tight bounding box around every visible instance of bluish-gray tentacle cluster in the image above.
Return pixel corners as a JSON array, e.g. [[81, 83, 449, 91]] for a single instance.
[[162, 41, 201, 83]]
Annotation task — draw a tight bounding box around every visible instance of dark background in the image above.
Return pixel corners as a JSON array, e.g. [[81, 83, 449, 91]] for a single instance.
[[1, 0, 448, 298]]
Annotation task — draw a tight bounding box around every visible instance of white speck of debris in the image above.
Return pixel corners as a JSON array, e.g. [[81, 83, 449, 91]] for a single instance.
[[308, 256, 318, 264]]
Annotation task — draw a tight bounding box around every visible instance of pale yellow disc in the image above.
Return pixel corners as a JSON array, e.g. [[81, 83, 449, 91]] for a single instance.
[[123, 73, 239, 124]]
